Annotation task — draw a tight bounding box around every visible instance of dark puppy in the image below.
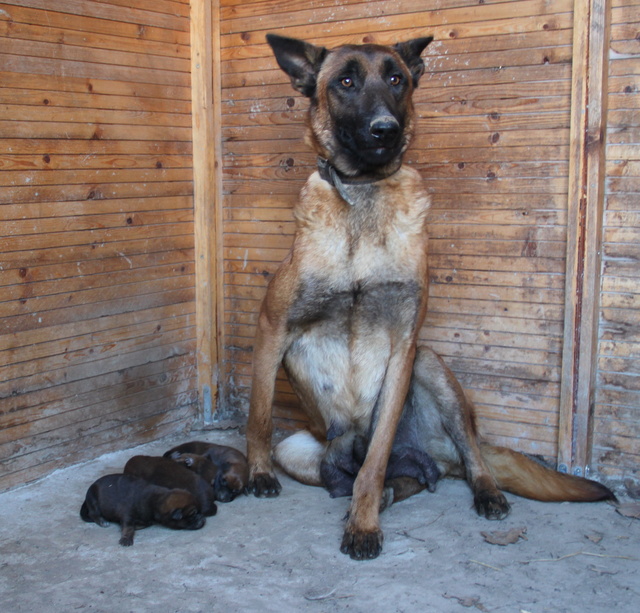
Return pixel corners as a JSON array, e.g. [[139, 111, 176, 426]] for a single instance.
[[164, 442, 249, 502], [80, 473, 205, 546], [123, 455, 217, 516]]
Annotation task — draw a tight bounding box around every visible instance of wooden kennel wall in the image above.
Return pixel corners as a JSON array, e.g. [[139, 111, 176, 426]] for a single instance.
[[1, 0, 638, 492]]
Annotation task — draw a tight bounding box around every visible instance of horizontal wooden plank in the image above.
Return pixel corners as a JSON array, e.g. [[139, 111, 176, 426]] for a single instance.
[[0, 138, 192, 157], [1, 167, 192, 190], [1, 261, 195, 316], [0, 14, 190, 60], [3, 212, 193, 253], [0, 120, 192, 142], [1, 0, 189, 33], [0, 153, 192, 174], [0, 179, 193, 206], [0, 71, 192, 102], [1, 234, 193, 274], [0, 48, 190, 87], [0, 104, 191, 129], [1, 279, 195, 335]]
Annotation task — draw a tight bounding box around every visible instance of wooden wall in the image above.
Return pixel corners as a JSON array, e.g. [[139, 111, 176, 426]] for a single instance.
[[218, 0, 640, 481], [0, 0, 197, 490], [594, 0, 640, 480]]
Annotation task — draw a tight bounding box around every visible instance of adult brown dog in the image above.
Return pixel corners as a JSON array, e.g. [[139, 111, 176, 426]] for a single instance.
[[123, 455, 217, 516], [80, 473, 206, 546], [163, 441, 249, 502], [246, 34, 615, 560]]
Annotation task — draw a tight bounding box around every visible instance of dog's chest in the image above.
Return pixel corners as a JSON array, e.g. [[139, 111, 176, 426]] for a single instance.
[[288, 174, 428, 333]]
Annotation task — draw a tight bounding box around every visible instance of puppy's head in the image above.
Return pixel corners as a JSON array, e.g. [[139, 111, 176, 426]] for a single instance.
[[156, 490, 206, 531], [214, 462, 249, 502]]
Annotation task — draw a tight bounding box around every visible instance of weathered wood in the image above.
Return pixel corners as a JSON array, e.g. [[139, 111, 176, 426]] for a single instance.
[[0, 0, 198, 491], [558, 0, 610, 476], [190, 0, 224, 424]]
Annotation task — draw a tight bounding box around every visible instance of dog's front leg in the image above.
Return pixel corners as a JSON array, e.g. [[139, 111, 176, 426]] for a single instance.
[[340, 342, 417, 560], [246, 264, 298, 497]]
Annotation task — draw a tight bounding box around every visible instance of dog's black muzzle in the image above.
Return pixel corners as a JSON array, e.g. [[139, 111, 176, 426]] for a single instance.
[[370, 115, 401, 148]]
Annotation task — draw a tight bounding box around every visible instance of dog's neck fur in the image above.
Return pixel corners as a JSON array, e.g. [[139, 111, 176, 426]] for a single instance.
[[316, 157, 402, 207]]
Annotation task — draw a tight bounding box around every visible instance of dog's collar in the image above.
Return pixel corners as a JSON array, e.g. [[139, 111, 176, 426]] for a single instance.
[[316, 157, 400, 207]]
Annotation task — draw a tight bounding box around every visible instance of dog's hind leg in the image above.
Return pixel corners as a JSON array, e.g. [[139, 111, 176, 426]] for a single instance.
[[411, 346, 510, 519]]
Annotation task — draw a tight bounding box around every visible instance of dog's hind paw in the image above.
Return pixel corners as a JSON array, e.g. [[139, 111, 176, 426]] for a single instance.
[[340, 527, 384, 560], [249, 473, 282, 498], [474, 490, 510, 520]]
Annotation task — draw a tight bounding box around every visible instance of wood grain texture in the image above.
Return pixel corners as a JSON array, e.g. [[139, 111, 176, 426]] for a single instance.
[[0, 0, 197, 492]]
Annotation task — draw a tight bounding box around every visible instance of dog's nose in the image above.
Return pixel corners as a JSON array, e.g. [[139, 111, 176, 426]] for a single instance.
[[370, 116, 400, 145]]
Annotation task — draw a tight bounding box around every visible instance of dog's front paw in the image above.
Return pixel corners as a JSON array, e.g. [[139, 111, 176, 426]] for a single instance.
[[249, 473, 282, 498], [340, 527, 384, 560], [474, 490, 510, 520]]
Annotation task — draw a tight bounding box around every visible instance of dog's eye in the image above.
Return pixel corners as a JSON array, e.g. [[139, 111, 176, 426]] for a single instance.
[[390, 75, 402, 86], [340, 77, 353, 88]]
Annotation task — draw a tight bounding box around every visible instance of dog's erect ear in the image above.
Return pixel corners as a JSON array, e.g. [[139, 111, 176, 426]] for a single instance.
[[394, 37, 434, 87], [266, 33, 327, 97]]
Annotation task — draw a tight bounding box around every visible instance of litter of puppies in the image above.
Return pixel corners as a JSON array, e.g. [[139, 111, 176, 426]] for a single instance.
[[80, 441, 249, 546]]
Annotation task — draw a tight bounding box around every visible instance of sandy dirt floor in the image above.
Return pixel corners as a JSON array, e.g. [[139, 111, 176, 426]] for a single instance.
[[0, 429, 638, 613]]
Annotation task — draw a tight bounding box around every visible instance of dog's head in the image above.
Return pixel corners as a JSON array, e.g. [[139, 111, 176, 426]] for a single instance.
[[267, 34, 433, 177], [155, 489, 206, 531]]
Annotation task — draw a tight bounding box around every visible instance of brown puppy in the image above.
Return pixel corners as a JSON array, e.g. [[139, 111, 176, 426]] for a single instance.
[[164, 441, 249, 502], [246, 34, 615, 561], [123, 455, 217, 516], [173, 453, 218, 484], [80, 473, 205, 546]]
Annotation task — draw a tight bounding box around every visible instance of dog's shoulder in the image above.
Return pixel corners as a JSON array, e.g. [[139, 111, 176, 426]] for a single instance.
[[390, 165, 431, 217]]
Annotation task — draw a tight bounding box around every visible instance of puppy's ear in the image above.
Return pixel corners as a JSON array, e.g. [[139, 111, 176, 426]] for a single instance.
[[266, 33, 327, 97], [394, 37, 434, 87]]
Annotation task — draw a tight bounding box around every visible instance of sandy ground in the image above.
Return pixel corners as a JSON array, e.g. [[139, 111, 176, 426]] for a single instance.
[[0, 429, 638, 613]]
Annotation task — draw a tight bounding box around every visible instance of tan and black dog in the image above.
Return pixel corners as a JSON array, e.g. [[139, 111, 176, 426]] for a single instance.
[[246, 34, 615, 561], [123, 455, 217, 516], [80, 473, 206, 546], [164, 441, 249, 502]]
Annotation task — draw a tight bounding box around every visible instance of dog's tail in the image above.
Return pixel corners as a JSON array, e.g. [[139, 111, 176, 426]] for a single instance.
[[273, 430, 326, 487], [480, 443, 616, 502]]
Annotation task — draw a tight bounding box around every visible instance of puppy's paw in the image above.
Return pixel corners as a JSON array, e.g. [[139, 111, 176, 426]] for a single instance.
[[474, 490, 510, 520], [249, 473, 282, 498], [340, 527, 384, 560], [119, 535, 134, 547]]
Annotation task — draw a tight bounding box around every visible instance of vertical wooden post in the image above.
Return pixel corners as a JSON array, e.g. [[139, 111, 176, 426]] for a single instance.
[[191, 0, 224, 424], [558, 0, 610, 475]]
